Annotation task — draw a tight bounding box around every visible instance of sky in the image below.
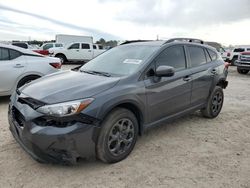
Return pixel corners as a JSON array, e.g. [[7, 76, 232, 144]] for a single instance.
[[0, 0, 250, 46]]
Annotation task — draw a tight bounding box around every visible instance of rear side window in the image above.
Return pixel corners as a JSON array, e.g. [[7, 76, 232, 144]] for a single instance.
[[0, 48, 9, 60], [205, 49, 212, 62], [188, 46, 206, 67], [68, 43, 80, 49], [156, 45, 186, 70], [93, 45, 97, 49], [9, 49, 21, 60], [207, 49, 217, 61], [82, 43, 90, 49]]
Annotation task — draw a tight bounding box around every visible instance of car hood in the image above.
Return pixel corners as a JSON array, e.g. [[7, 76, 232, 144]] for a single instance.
[[20, 70, 120, 104]]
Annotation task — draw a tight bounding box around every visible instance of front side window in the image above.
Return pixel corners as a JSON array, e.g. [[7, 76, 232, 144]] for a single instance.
[[80, 45, 159, 76], [156, 45, 186, 70], [82, 43, 90, 49], [188, 46, 206, 67], [68, 43, 80, 49], [0, 48, 9, 60]]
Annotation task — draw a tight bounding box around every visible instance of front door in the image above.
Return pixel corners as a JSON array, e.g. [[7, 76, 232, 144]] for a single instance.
[[144, 45, 192, 123]]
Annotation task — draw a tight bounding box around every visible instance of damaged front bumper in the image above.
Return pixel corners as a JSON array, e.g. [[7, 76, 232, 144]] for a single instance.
[[8, 100, 100, 165]]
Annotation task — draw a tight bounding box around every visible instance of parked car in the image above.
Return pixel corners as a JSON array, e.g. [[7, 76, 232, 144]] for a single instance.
[[228, 46, 250, 65], [9, 38, 228, 164], [0, 44, 61, 96], [49, 42, 106, 63], [235, 51, 250, 74]]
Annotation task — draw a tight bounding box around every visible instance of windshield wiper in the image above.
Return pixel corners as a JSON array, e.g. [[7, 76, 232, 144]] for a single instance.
[[80, 70, 111, 77]]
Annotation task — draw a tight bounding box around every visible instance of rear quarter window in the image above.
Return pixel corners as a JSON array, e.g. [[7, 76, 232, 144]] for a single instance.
[[207, 49, 217, 61], [9, 49, 21, 60]]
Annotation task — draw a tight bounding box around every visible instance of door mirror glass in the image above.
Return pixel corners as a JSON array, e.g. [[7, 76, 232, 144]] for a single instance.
[[155, 66, 175, 77]]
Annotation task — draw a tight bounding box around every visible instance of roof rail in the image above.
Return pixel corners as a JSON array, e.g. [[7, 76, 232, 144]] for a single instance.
[[120, 40, 153, 45], [165, 38, 204, 44]]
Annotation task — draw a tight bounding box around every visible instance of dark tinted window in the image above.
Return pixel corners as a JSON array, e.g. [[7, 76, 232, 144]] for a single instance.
[[93, 45, 97, 49], [156, 46, 186, 70], [9, 49, 21, 60], [98, 45, 103, 49], [188, 46, 206, 67], [82, 43, 90, 49], [0, 48, 9, 60], [233, 48, 244, 52], [68, 43, 79, 49], [247, 48, 250, 51], [208, 49, 217, 61]]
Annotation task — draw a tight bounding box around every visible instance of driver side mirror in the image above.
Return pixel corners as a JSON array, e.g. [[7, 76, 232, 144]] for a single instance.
[[155, 65, 175, 77]]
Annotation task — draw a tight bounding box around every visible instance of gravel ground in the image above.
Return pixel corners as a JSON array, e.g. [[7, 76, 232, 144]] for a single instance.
[[0, 65, 250, 188]]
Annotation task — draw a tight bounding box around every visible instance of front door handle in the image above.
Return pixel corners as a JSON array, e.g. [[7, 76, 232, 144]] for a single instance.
[[14, 64, 24, 68], [183, 76, 191, 82]]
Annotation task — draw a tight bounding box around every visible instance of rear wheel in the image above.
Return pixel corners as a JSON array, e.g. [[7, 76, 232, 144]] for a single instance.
[[201, 86, 224, 118], [17, 75, 40, 88], [237, 68, 249, 74], [96, 108, 138, 163]]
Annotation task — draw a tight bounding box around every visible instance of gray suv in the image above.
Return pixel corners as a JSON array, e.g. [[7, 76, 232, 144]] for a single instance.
[[8, 38, 228, 164]]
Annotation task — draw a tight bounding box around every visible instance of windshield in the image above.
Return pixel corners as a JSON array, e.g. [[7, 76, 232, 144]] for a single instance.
[[80, 45, 159, 76]]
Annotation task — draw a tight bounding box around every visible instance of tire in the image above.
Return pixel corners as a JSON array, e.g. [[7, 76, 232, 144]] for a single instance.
[[96, 108, 138, 163], [237, 68, 249, 74], [17, 75, 40, 88], [201, 86, 224, 118], [55, 54, 67, 64]]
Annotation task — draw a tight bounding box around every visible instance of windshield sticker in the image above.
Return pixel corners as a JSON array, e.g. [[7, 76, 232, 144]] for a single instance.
[[123, 59, 142, 65]]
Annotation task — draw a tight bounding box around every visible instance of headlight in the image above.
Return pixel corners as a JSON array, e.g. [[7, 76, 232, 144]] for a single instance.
[[37, 98, 94, 117]]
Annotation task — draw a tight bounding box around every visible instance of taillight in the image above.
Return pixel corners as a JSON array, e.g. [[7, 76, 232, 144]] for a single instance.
[[49, 62, 61, 69], [224, 62, 230, 69], [227, 52, 230, 57]]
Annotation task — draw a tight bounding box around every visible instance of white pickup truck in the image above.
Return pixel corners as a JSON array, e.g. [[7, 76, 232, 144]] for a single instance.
[[49, 42, 106, 63]]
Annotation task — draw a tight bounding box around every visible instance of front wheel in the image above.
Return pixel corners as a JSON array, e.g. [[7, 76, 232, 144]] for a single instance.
[[96, 108, 138, 163], [201, 86, 224, 118], [237, 68, 249, 74]]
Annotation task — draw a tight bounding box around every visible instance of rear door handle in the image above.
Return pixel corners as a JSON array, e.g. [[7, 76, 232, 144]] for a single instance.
[[183, 76, 191, 82], [14, 64, 24, 68]]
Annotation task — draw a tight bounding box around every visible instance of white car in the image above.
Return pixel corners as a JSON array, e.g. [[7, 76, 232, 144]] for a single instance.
[[0, 44, 62, 96], [40, 43, 63, 50]]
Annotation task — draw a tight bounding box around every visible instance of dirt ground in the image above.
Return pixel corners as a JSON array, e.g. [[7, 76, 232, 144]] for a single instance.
[[0, 65, 250, 188]]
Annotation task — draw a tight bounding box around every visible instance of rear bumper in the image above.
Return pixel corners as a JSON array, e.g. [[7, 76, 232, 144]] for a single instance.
[[235, 60, 250, 70], [8, 105, 99, 165]]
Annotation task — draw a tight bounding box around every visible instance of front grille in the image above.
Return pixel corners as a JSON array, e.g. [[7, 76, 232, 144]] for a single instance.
[[12, 106, 25, 128]]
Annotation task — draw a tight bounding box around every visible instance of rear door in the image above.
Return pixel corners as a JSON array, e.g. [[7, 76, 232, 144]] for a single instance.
[[187, 45, 217, 106], [80, 43, 93, 61], [144, 45, 192, 123], [0, 47, 26, 93]]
